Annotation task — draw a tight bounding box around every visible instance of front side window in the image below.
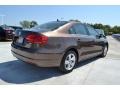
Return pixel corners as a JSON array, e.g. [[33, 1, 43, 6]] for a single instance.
[[73, 23, 88, 35], [69, 27, 76, 34], [96, 29, 105, 35], [86, 25, 99, 36]]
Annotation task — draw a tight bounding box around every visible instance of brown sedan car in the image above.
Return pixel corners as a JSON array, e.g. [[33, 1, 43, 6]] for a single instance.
[[11, 21, 108, 73]]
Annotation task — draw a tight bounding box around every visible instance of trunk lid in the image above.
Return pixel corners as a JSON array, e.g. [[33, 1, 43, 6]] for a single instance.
[[13, 29, 40, 48]]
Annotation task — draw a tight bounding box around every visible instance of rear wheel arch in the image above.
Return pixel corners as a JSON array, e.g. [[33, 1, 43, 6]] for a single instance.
[[59, 47, 79, 73], [64, 47, 79, 62]]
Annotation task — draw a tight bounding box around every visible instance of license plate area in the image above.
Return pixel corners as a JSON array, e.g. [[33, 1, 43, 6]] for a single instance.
[[16, 37, 24, 44], [13, 36, 32, 48]]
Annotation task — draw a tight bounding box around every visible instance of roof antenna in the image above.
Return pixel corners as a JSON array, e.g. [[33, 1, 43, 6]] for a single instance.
[[57, 19, 59, 22]]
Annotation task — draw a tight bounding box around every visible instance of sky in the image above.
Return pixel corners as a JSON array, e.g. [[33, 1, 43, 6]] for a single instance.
[[0, 5, 120, 26]]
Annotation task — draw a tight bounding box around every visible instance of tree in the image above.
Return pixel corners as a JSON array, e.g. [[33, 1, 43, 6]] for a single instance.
[[20, 20, 31, 29], [30, 21, 38, 28], [20, 20, 38, 29], [104, 25, 111, 35], [92, 23, 103, 29], [90, 23, 120, 35]]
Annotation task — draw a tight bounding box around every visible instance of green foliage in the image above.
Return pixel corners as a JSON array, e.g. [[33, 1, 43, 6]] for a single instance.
[[20, 20, 38, 29], [90, 23, 120, 35], [30, 21, 38, 28], [20, 19, 120, 35], [20, 21, 30, 29]]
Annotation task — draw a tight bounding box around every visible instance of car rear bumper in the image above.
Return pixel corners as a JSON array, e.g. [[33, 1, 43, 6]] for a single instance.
[[11, 46, 63, 67]]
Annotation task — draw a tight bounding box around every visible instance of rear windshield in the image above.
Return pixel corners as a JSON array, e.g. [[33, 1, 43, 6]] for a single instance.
[[30, 21, 68, 32]]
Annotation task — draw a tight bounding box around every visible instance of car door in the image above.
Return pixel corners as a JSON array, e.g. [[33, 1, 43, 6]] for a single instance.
[[86, 25, 103, 57], [70, 23, 95, 61]]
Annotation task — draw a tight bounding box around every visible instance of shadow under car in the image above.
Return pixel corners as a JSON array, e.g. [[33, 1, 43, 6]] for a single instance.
[[0, 56, 100, 84]]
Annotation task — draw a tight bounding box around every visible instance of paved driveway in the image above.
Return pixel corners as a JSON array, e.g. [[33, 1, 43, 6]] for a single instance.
[[0, 36, 120, 84]]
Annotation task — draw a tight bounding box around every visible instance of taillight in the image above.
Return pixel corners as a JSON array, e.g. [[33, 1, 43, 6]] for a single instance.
[[25, 34, 48, 45]]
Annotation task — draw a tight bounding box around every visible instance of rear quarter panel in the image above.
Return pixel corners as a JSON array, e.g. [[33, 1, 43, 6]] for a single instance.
[[37, 34, 78, 54]]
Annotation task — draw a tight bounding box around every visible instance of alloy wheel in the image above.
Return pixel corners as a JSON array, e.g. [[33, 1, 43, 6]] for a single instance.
[[64, 53, 76, 71]]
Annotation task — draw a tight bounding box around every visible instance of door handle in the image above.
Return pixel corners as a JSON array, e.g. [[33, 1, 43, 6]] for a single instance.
[[77, 39, 81, 41]]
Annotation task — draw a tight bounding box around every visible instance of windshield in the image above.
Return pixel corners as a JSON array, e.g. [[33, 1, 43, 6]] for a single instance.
[[30, 21, 68, 32], [96, 29, 105, 35]]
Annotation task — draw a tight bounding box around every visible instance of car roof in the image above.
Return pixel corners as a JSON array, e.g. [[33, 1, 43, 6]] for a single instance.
[[49, 21, 81, 24]]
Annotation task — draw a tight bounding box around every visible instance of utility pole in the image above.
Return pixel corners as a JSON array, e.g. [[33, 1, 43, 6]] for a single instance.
[[0, 15, 5, 25]]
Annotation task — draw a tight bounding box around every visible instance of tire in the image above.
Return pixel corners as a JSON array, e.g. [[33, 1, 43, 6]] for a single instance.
[[59, 50, 78, 73], [100, 45, 108, 57]]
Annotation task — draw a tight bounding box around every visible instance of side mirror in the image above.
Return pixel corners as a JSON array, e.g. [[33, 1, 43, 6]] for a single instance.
[[96, 34, 106, 39], [96, 34, 101, 39]]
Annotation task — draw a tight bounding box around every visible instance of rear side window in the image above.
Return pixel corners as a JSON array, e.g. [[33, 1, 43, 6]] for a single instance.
[[73, 23, 88, 35], [69, 27, 76, 34], [86, 25, 99, 36]]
